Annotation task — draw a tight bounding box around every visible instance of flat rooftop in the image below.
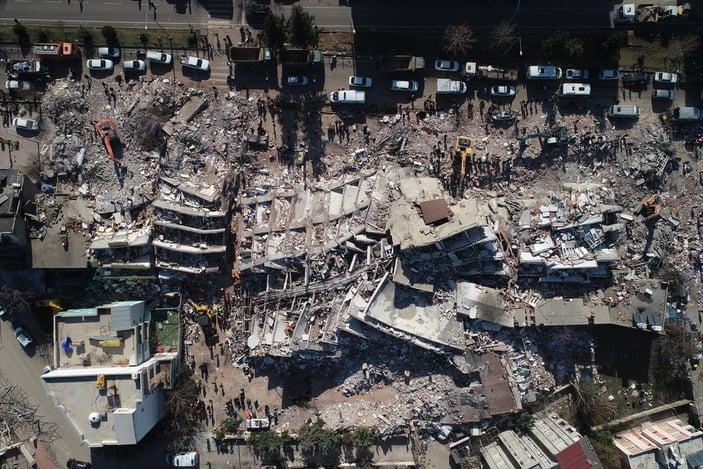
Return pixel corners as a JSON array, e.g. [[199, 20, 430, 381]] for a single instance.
[[54, 308, 138, 368], [43, 369, 143, 445], [362, 274, 465, 351]]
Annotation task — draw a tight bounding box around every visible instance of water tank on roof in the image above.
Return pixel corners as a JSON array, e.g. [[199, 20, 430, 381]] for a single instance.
[[89, 412, 101, 426]]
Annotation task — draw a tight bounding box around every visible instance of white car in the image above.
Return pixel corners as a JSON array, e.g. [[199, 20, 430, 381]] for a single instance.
[[13, 117, 40, 131], [87, 59, 114, 71], [654, 72, 677, 84], [98, 47, 120, 59], [599, 69, 620, 80], [565, 69, 589, 80], [123, 60, 146, 72], [490, 85, 516, 97], [14, 327, 33, 347], [180, 56, 210, 72], [166, 452, 199, 467], [285, 75, 308, 86], [434, 60, 460, 72], [6, 80, 32, 90], [146, 51, 173, 64], [349, 76, 372, 88], [391, 80, 419, 92]]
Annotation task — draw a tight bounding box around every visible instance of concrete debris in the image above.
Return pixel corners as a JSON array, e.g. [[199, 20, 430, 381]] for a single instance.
[[18, 57, 703, 443]]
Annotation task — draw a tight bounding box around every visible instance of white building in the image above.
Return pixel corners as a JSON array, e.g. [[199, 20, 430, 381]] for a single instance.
[[42, 301, 179, 447]]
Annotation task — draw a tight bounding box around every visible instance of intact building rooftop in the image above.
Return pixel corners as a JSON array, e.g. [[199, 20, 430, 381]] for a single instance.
[[614, 418, 703, 469], [43, 301, 179, 447]]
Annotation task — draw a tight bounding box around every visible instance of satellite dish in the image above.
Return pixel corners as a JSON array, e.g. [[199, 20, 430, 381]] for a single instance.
[[89, 412, 101, 425]]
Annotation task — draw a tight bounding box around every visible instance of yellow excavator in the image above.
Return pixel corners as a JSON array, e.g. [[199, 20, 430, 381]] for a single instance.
[[454, 136, 473, 196]]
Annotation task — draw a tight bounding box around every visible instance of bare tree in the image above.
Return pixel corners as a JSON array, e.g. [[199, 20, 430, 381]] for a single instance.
[[666, 34, 700, 70], [489, 21, 517, 53], [443, 24, 475, 58]]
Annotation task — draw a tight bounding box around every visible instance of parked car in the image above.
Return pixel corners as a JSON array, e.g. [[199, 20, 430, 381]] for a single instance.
[[166, 452, 199, 467], [490, 85, 516, 97], [13, 117, 40, 131], [6, 80, 32, 90], [390, 80, 419, 92], [146, 51, 173, 64], [180, 56, 210, 72], [123, 60, 146, 72], [86, 59, 114, 71], [526, 65, 562, 80], [653, 89, 675, 100], [285, 75, 309, 86], [14, 327, 33, 347], [654, 72, 678, 84], [0, 304, 6, 319], [607, 104, 640, 118], [67, 459, 93, 469], [565, 69, 589, 80], [622, 72, 648, 90], [434, 60, 460, 72], [349, 76, 373, 88], [491, 110, 516, 123], [98, 47, 120, 60], [246, 3, 271, 21], [599, 69, 620, 80]]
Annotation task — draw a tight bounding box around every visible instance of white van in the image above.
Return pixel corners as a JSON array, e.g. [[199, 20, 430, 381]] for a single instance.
[[607, 104, 640, 118], [559, 83, 590, 97], [13, 117, 39, 131], [329, 89, 365, 104], [146, 51, 173, 65], [673, 107, 703, 122], [527, 65, 562, 80]]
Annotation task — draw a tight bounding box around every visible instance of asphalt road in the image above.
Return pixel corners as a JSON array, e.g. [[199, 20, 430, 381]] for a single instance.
[[0, 315, 90, 467], [2, 0, 702, 33], [0, 0, 209, 28]]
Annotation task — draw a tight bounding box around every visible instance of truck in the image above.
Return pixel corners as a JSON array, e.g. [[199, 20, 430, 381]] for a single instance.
[[436, 78, 467, 95], [229, 47, 272, 64], [615, 3, 691, 23], [33, 42, 80, 59], [380, 55, 425, 73], [279, 49, 323, 65], [6, 60, 51, 82]]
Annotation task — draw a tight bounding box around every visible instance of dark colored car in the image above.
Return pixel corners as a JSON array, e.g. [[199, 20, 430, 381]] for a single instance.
[[67, 459, 92, 469], [622, 72, 648, 90], [246, 4, 271, 20]]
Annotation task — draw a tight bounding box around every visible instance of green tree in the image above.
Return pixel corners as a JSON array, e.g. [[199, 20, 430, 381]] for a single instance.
[[298, 418, 340, 463], [442, 24, 475, 58], [250, 430, 283, 454], [351, 426, 374, 450], [515, 412, 535, 432], [101, 25, 118, 44], [12, 22, 29, 45], [78, 27, 94, 47], [263, 13, 286, 52], [287, 5, 317, 48], [221, 417, 242, 434]]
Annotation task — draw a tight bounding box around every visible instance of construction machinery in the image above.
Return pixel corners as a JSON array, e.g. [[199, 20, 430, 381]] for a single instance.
[[635, 194, 662, 222], [453, 136, 473, 196], [94, 119, 122, 165], [516, 124, 573, 150]]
